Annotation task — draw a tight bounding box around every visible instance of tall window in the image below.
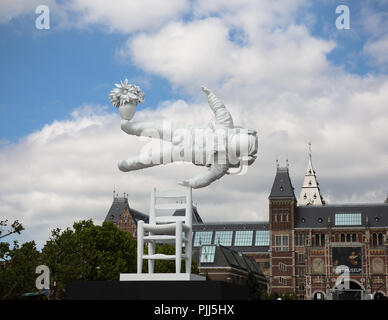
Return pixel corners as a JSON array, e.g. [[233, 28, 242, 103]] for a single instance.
[[274, 235, 289, 251], [378, 233, 383, 246], [295, 234, 306, 246], [314, 234, 325, 247], [298, 253, 305, 264], [372, 233, 384, 247]]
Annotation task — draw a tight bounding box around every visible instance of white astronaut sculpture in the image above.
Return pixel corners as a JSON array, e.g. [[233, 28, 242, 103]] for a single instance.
[[110, 80, 258, 188], [112, 80, 258, 281]]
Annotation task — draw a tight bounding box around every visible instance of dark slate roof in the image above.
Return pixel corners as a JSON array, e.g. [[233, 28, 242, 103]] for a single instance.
[[193, 222, 270, 253], [130, 208, 149, 224], [173, 206, 203, 224], [196, 245, 266, 280], [295, 203, 388, 229], [104, 197, 148, 225], [193, 221, 269, 231], [269, 166, 296, 199]]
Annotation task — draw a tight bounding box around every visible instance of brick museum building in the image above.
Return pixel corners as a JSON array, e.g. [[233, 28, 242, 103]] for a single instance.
[[105, 148, 388, 300]]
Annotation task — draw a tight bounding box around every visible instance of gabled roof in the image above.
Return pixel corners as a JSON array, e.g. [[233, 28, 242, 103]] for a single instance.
[[173, 205, 203, 224], [104, 197, 148, 225], [269, 166, 296, 199]]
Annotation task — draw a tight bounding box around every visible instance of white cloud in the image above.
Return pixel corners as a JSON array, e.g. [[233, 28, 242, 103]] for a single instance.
[[2, 0, 388, 248], [364, 35, 388, 68], [65, 0, 190, 33]]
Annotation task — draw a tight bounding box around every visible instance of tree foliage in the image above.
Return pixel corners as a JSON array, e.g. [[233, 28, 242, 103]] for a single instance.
[[0, 241, 40, 299], [153, 244, 199, 274], [41, 220, 137, 299], [0, 220, 24, 240]]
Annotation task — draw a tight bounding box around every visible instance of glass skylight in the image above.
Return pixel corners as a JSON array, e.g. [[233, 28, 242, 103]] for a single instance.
[[214, 231, 233, 246], [194, 231, 213, 247], [234, 230, 253, 246], [255, 230, 270, 246], [200, 245, 216, 263], [335, 213, 362, 226]]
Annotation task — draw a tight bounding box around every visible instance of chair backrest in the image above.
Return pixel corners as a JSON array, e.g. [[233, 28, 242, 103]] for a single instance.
[[149, 187, 193, 227]]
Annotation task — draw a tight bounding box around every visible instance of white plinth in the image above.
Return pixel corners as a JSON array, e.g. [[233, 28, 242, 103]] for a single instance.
[[120, 273, 206, 281]]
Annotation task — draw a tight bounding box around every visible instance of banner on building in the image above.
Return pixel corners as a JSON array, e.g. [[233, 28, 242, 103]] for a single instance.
[[332, 247, 362, 274]]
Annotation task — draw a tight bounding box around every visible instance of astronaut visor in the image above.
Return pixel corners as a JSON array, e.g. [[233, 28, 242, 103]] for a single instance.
[[228, 132, 258, 158]]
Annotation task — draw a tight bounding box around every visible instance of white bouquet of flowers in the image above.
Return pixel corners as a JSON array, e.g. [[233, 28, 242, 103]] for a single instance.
[[109, 79, 145, 120]]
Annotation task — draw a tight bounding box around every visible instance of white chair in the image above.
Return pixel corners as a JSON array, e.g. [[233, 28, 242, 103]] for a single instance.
[[137, 186, 193, 275]]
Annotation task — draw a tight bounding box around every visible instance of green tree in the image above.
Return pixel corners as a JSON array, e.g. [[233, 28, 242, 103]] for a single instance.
[[41, 220, 137, 299], [153, 244, 199, 274], [0, 220, 24, 240], [0, 241, 40, 299]]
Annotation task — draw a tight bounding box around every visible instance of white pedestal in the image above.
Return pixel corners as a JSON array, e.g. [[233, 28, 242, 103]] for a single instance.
[[119, 273, 206, 281]]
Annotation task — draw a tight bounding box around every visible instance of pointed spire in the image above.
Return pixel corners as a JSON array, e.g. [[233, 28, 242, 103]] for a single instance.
[[298, 142, 324, 206]]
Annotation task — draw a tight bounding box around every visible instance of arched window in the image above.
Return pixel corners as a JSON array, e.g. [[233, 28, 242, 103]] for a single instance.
[[378, 233, 383, 246], [341, 234, 345, 242], [321, 234, 325, 246], [315, 234, 320, 246], [346, 234, 351, 242], [372, 233, 378, 247]]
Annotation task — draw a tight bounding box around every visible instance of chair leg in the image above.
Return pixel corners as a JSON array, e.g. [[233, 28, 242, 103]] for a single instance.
[[176, 221, 182, 274], [185, 229, 193, 274], [137, 221, 144, 274], [148, 240, 155, 273]]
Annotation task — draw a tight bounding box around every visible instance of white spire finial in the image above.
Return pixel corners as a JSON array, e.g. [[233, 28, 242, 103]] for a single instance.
[[298, 142, 324, 206]]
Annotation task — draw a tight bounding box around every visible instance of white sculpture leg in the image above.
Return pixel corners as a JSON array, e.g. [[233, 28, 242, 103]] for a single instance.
[[185, 228, 193, 273], [176, 221, 182, 274], [137, 220, 144, 273], [148, 240, 155, 273]]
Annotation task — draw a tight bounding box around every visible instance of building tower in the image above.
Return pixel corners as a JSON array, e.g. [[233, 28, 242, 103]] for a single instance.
[[298, 142, 324, 206], [269, 162, 297, 295]]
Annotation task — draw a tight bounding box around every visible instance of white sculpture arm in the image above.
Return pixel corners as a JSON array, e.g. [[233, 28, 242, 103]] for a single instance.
[[201, 86, 234, 128], [179, 163, 229, 189]]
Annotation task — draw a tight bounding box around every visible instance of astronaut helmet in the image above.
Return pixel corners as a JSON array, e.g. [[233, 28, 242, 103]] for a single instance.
[[228, 129, 258, 165]]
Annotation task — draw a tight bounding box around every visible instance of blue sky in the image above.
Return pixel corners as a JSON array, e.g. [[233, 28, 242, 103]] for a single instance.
[[0, 19, 184, 142], [0, 1, 386, 143], [0, 0, 388, 248]]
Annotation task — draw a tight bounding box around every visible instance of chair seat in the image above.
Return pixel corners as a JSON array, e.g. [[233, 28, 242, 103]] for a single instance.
[[143, 222, 190, 235]]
